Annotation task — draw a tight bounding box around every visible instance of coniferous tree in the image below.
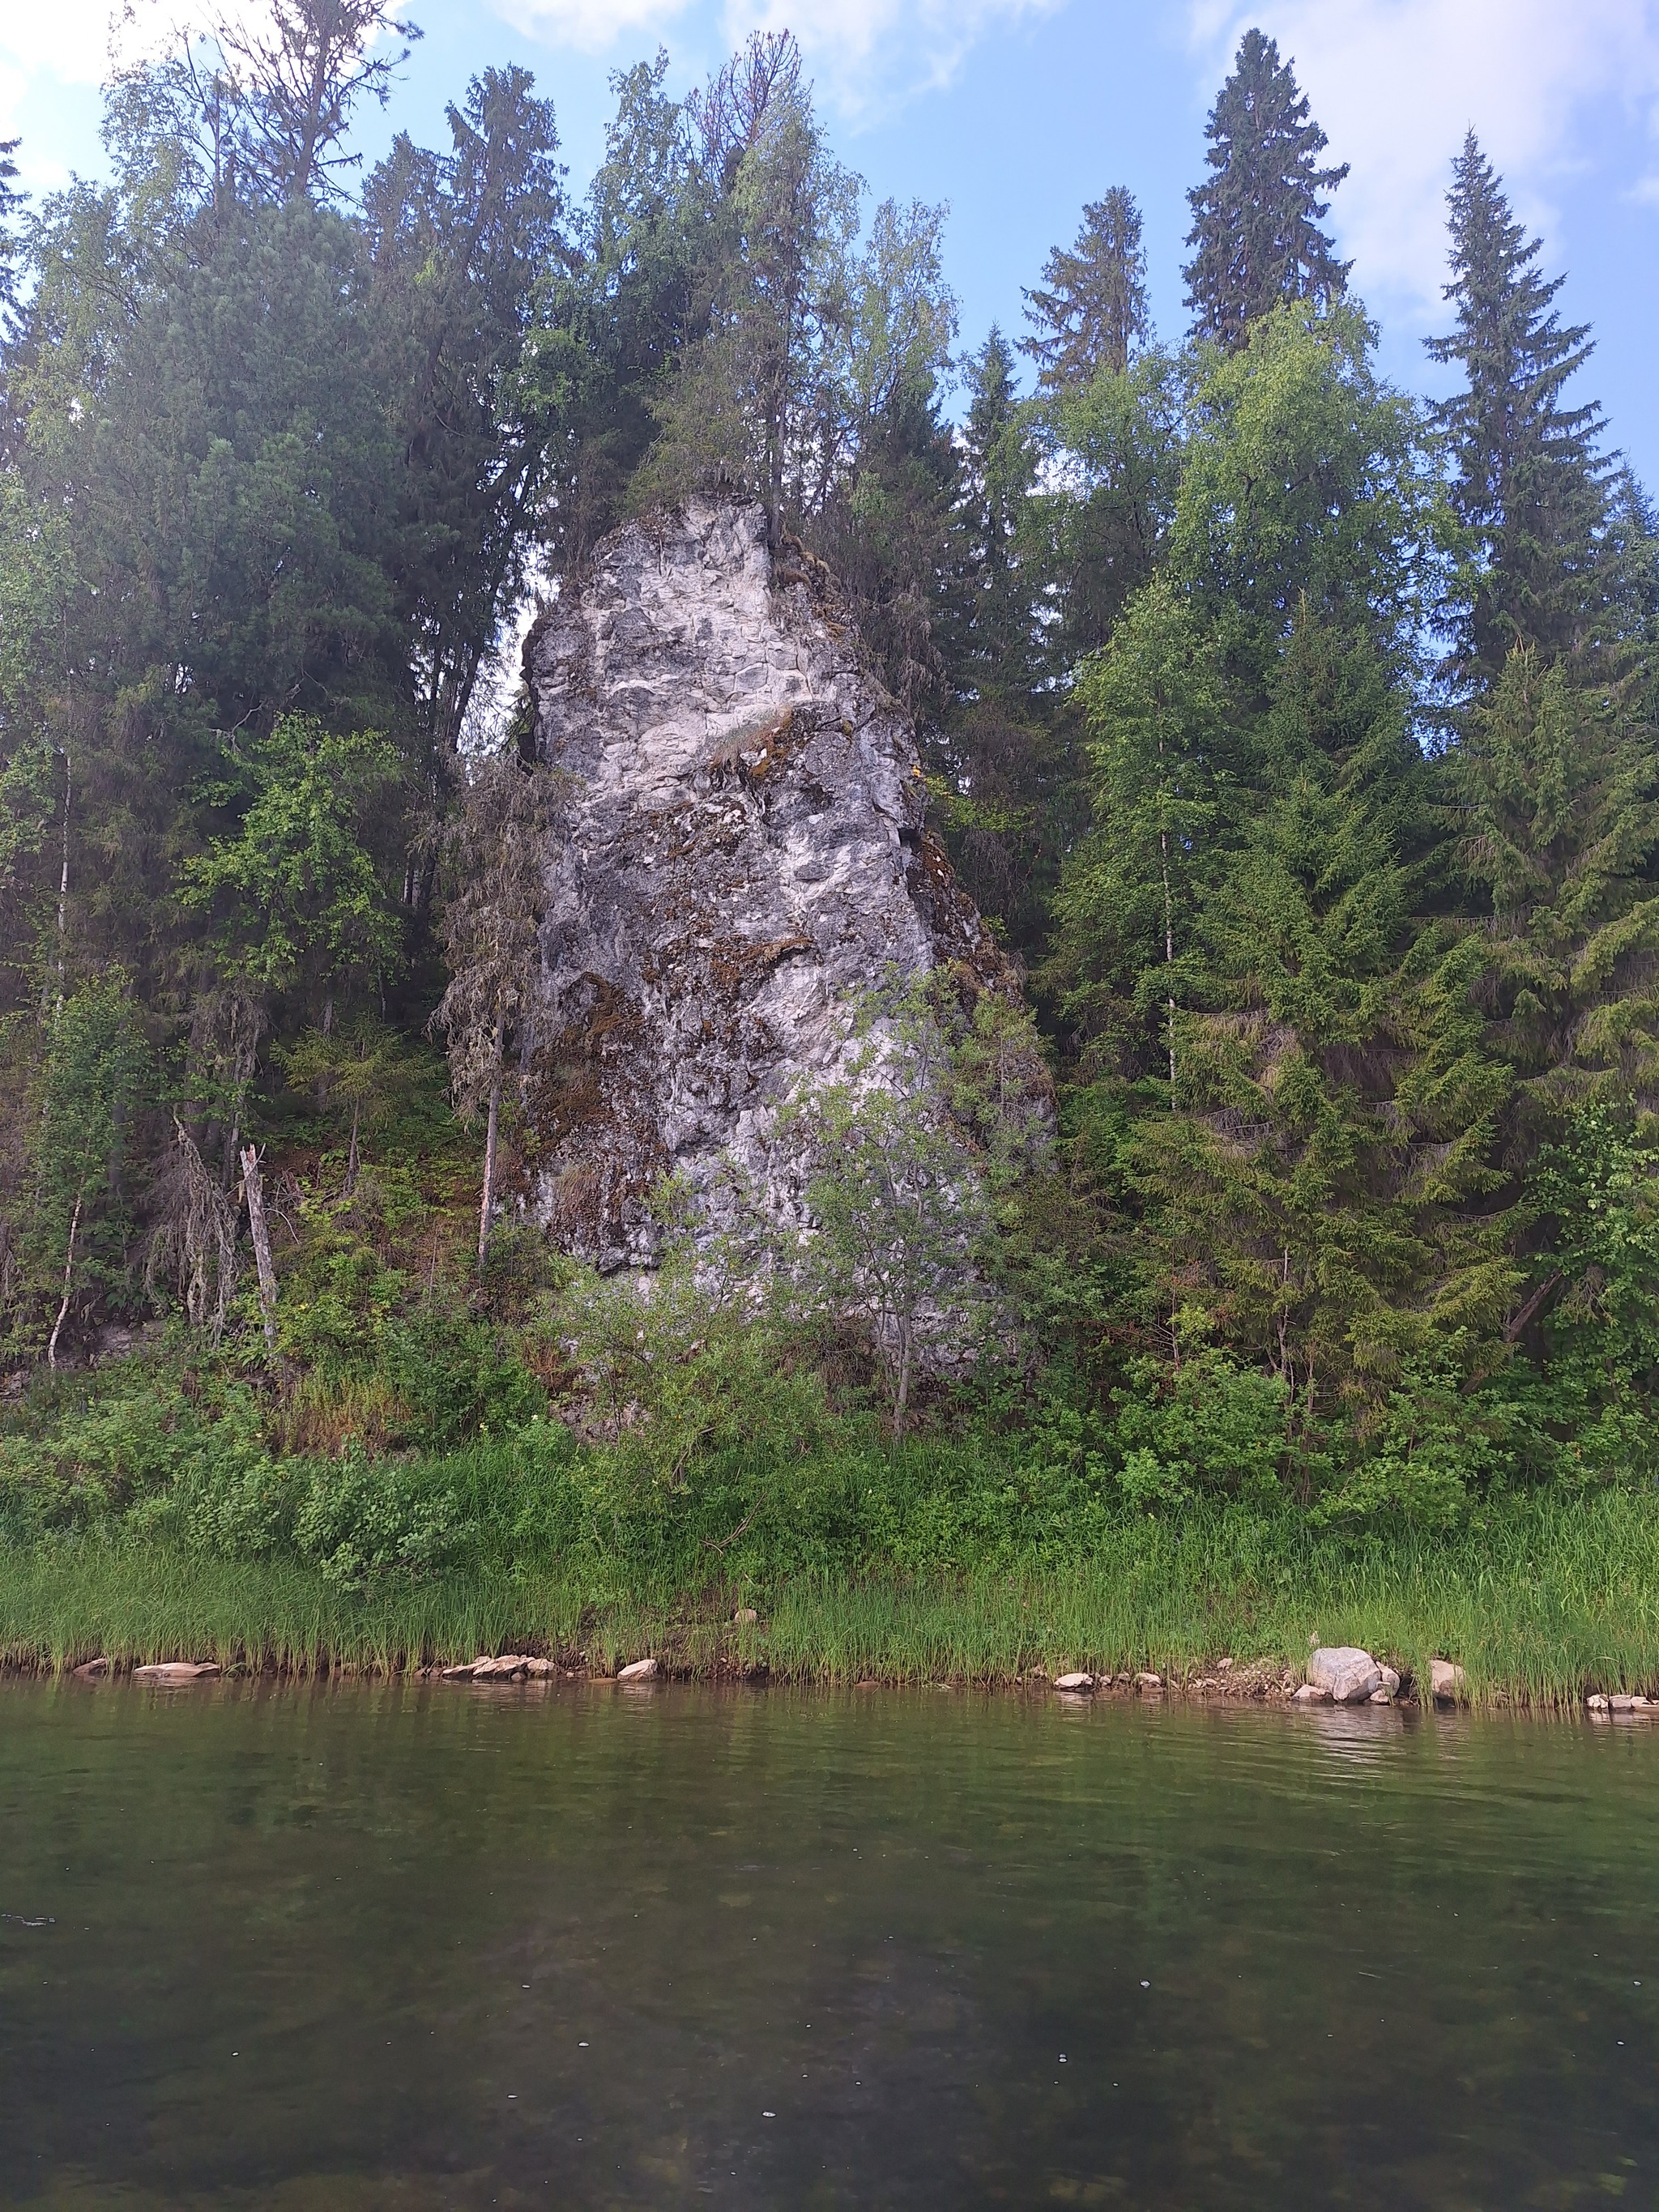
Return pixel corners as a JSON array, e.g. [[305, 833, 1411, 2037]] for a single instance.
[[0, 138, 21, 324], [1427, 134, 1612, 684], [1456, 649, 1659, 1140], [363, 66, 568, 777], [1022, 187, 1149, 390], [1183, 30, 1350, 352], [931, 329, 1057, 944]]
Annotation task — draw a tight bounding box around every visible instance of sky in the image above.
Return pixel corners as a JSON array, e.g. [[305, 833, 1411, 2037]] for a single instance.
[[6, 0, 1659, 481]]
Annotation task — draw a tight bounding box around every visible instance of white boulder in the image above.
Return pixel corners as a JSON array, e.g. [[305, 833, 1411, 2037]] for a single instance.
[[1307, 1647, 1383, 1704]]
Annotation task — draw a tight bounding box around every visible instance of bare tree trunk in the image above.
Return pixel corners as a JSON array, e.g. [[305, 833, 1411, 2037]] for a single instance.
[[477, 1016, 505, 1272], [240, 1145, 280, 1357], [43, 749, 71, 1022], [46, 1191, 83, 1370], [892, 1318, 913, 1443]]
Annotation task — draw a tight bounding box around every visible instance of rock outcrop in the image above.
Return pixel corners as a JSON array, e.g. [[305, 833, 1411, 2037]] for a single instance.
[[520, 499, 1017, 1268]]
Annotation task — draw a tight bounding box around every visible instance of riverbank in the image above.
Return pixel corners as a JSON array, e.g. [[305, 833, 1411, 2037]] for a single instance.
[[6, 1487, 1659, 1708]]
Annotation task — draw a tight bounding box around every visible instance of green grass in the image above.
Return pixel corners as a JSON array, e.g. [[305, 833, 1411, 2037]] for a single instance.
[[5, 1487, 1659, 1708]]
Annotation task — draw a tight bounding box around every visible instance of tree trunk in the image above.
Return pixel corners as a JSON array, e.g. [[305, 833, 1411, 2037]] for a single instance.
[[44, 749, 70, 1022], [1158, 812, 1175, 1106], [46, 1191, 83, 1370], [891, 1318, 913, 1443], [241, 1145, 280, 1357], [477, 1018, 505, 1273], [346, 1102, 360, 1198]]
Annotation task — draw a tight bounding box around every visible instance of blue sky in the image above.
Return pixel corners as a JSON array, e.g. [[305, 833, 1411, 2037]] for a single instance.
[[6, 0, 1659, 481]]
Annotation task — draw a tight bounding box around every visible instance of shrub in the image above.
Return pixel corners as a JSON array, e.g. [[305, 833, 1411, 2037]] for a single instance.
[[292, 1448, 470, 1591]]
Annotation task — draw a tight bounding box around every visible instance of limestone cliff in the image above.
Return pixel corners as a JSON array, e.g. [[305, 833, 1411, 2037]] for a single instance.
[[521, 498, 1014, 1269]]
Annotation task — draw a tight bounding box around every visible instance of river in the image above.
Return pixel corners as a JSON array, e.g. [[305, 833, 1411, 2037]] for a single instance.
[[1, 1677, 1654, 2206]]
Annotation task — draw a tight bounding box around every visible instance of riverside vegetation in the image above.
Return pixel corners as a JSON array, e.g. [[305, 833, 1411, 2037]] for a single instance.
[[2, 14, 1659, 1699]]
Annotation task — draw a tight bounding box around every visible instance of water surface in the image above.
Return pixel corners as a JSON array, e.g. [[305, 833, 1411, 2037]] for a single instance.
[[1, 1678, 1654, 2207]]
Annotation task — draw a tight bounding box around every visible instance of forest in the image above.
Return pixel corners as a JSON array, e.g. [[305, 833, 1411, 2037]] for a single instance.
[[2, 2, 1658, 1676]]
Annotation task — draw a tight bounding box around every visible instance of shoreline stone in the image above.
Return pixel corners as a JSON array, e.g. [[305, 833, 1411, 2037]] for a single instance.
[[1429, 1659, 1468, 1705], [1307, 1647, 1383, 1704], [617, 1657, 659, 1683]]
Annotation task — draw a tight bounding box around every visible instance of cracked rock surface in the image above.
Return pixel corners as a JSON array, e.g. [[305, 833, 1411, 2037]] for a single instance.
[[522, 499, 1010, 1269]]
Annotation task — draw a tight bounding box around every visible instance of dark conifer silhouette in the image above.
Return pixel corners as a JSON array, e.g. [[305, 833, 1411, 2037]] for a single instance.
[[1183, 28, 1350, 350]]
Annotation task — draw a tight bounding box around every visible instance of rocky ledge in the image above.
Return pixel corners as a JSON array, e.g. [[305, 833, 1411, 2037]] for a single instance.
[[519, 498, 1018, 1269]]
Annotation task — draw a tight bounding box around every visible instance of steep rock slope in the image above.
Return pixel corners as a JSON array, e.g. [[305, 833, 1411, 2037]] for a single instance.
[[522, 498, 1011, 1268]]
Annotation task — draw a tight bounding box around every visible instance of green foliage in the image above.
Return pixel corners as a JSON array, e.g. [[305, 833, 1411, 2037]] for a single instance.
[[1170, 304, 1440, 680], [291, 1451, 470, 1592], [1524, 1104, 1659, 1480], [1428, 133, 1612, 684], [180, 715, 403, 1006], [1113, 1349, 1292, 1510], [562, 1230, 828, 1502], [1056, 573, 1228, 1075], [380, 1295, 545, 1450], [787, 979, 996, 1437], [1455, 649, 1659, 1130], [1183, 28, 1350, 350], [2, 14, 1659, 1566], [19, 975, 151, 1353], [1022, 187, 1150, 391]]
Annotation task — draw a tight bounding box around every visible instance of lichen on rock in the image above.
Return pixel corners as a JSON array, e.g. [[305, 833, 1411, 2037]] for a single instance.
[[519, 497, 1023, 1270]]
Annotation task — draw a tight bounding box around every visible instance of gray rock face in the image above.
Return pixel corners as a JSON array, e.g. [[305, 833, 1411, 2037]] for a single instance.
[[521, 499, 1013, 1269], [1307, 1647, 1384, 1704]]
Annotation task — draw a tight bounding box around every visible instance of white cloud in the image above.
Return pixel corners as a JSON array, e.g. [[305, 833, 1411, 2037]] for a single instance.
[[491, 0, 692, 53], [496, 0, 1065, 124], [1188, 1, 1659, 321], [0, 2, 122, 88]]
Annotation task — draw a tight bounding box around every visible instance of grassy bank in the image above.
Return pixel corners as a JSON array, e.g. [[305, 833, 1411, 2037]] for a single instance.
[[6, 1489, 1659, 1709]]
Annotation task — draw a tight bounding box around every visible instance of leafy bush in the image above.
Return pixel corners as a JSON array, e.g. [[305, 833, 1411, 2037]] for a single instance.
[[1111, 1349, 1291, 1509], [380, 1295, 544, 1447], [291, 1448, 470, 1591]]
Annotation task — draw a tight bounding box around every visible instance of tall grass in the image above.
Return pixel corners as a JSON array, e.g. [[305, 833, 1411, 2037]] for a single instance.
[[5, 1488, 1658, 1706]]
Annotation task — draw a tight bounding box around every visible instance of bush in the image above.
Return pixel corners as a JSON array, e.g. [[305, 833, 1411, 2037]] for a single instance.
[[380, 1295, 544, 1448], [291, 1447, 470, 1592], [1111, 1350, 1291, 1509]]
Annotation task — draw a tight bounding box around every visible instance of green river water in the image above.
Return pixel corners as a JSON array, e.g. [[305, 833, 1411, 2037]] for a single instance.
[[1, 1677, 1655, 2208]]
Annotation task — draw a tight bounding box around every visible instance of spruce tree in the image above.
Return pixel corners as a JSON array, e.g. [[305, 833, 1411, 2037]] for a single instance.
[[0, 138, 20, 324], [931, 329, 1056, 948], [1022, 186, 1149, 390], [1455, 648, 1659, 1136], [1427, 134, 1611, 683], [1183, 30, 1350, 352]]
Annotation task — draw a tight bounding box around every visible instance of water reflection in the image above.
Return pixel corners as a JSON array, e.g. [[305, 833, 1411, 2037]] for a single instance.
[[1, 1679, 1656, 2208]]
